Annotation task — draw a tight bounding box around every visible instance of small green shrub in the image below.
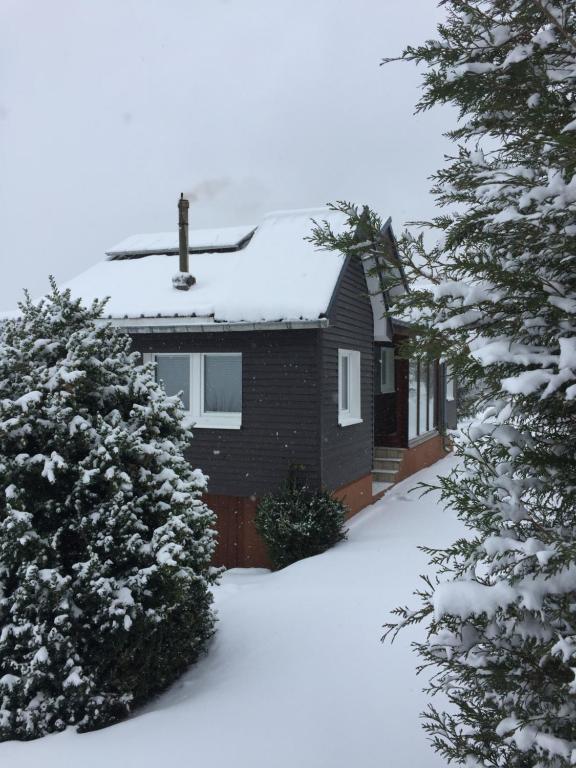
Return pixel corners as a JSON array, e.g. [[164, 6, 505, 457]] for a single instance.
[[255, 484, 348, 569]]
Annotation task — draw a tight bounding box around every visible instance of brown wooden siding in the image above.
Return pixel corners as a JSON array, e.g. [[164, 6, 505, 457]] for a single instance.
[[207, 493, 272, 569], [332, 473, 374, 518], [395, 434, 447, 483], [130, 329, 322, 497], [319, 256, 374, 490]]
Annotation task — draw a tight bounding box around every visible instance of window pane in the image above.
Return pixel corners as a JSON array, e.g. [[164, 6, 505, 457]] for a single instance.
[[380, 348, 387, 391], [419, 362, 428, 434], [341, 354, 349, 411], [408, 360, 418, 439], [380, 348, 395, 393], [204, 354, 242, 413], [428, 364, 436, 430], [156, 355, 190, 410], [446, 366, 455, 401]]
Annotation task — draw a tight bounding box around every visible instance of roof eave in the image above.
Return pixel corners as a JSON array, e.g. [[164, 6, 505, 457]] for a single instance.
[[98, 317, 330, 334]]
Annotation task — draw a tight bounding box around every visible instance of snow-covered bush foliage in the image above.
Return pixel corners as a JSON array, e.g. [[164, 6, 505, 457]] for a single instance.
[[255, 485, 347, 569], [312, 2, 576, 765], [0, 283, 217, 740]]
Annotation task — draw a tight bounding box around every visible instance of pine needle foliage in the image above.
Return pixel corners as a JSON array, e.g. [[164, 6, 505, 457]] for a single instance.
[[255, 484, 347, 569], [312, 2, 576, 764], [0, 283, 218, 740]]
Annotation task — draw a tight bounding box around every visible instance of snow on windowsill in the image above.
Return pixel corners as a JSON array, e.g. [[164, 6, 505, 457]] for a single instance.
[[408, 430, 439, 448], [191, 415, 242, 430], [338, 417, 364, 428]]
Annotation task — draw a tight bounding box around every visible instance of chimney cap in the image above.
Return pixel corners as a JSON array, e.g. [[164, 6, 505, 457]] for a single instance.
[[172, 272, 196, 291]]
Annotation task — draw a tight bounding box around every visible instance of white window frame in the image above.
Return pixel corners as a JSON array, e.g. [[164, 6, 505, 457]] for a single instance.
[[144, 352, 242, 430], [379, 347, 395, 394], [408, 358, 438, 444], [338, 349, 362, 427]]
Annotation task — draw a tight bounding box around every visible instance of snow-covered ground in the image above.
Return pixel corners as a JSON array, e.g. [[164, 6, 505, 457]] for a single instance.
[[2, 456, 462, 768]]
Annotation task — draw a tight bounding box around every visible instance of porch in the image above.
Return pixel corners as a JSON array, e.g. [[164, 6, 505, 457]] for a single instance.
[[372, 340, 448, 495]]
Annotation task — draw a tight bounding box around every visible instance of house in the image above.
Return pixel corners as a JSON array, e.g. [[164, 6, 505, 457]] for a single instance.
[[63, 202, 454, 568]]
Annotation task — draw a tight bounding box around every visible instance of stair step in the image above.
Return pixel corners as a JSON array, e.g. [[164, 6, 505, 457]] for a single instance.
[[372, 469, 399, 482], [373, 457, 402, 472], [374, 447, 405, 459]]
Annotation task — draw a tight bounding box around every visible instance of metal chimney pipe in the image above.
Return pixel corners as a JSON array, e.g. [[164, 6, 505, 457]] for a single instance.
[[173, 193, 195, 290], [178, 193, 189, 273]]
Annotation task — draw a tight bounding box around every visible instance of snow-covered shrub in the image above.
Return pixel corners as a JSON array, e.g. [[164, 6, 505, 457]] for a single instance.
[[255, 484, 347, 569], [0, 283, 218, 740], [311, 3, 576, 764]]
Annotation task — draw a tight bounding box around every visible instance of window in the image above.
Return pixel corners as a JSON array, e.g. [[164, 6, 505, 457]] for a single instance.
[[203, 354, 242, 414], [408, 360, 418, 439], [145, 352, 242, 429], [408, 359, 437, 441], [340, 354, 349, 411], [427, 366, 436, 430], [446, 366, 455, 401], [379, 347, 395, 394], [418, 363, 428, 435], [156, 354, 191, 411], [338, 349, 362, 426]]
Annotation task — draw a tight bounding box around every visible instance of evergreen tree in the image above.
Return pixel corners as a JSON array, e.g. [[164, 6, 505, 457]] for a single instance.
[[312, 2, 576, 764], [0, 283, 217, 740]]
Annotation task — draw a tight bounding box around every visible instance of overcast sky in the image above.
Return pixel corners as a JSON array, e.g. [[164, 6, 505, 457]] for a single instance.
[[0, 0, 451, 311]]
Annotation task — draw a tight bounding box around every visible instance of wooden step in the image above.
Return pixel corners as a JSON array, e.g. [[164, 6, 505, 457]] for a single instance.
[[372, 468, 399, 483], [374, 447, 405, 460], [373, 457, 402, 472]]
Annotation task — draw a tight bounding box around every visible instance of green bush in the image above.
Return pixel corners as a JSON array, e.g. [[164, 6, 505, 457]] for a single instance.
[[255, 484, 348, 569], [0, 285, 217, 740]]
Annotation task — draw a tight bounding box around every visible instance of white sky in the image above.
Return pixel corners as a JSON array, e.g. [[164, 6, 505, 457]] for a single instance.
[[0, 0, 451, 311]]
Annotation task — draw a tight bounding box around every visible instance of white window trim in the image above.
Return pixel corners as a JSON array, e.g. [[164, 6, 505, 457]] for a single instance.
[[338, 349, 362, 427], [144, 352, 242, 430], [408, 358, 438, 440]]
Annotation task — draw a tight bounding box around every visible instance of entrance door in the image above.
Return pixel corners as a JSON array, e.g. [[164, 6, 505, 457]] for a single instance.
[[374, 344, 403, 446]]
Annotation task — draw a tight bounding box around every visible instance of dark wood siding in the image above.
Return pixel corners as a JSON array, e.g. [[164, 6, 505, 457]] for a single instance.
[[320, 256, 374, 491], [130, 329, 321, 496]]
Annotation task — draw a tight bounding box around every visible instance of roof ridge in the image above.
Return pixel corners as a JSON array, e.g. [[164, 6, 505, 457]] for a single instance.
[[261, 206, 333, 220]]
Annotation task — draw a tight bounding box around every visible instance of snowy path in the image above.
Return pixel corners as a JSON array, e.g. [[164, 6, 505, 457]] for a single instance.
[[3, 456, 462, 768]]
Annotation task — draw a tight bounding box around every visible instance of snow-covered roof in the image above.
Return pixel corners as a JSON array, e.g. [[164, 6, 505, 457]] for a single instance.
[[63, 208, 349, 325], [106, 224, 256, 259]]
